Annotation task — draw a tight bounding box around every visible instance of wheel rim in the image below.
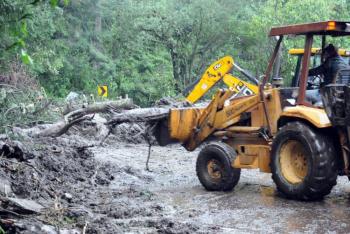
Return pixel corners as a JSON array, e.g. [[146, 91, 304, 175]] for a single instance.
[[207, 159, 223, 181], [279, 140, 308, 184]]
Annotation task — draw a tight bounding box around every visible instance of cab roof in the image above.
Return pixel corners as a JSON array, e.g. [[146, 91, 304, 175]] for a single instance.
[[288, 48, 350, 56], [269, 21, 350, 37]]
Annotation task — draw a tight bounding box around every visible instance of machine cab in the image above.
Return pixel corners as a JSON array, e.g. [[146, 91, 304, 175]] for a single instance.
[[289, 48, 350, 88]]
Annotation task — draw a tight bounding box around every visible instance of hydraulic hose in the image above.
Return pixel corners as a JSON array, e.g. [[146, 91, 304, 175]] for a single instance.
[[233, 63, 260, 85]]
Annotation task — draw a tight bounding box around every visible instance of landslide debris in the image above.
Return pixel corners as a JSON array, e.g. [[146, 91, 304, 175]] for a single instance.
[[0, 124, 200, 233], [0, 94, 206, 233]]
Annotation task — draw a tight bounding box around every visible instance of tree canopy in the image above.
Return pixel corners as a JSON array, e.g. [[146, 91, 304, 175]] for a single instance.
[[1, 0, 350, 106]]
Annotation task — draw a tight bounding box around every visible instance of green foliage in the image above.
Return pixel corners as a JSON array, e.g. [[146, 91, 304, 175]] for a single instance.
[[132, 0, 243, 91], [0, 0, 68, 70], [1, 0, 350, 106], [21, 49, 33, 65], [237, 0, 350, 84]]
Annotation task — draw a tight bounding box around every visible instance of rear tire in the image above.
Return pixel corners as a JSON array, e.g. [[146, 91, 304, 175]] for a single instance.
[[196, 142, 240, 191], [271, 121, 337, 200]]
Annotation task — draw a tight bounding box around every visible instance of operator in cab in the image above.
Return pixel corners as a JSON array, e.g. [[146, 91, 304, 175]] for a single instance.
[[309, 44, 350, 85], [306, 44, 350, 105]]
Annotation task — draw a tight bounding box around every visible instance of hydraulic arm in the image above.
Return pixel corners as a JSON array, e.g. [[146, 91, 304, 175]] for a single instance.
[[185, 56, 259, 104]]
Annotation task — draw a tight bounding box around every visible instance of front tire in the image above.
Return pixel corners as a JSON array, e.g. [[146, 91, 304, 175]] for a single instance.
[[271, 122, 337, 200], [196, 142, 241, 191]]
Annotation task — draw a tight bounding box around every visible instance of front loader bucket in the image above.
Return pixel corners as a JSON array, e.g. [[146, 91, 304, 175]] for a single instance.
[[153, 107, 203, 146], [154, 118, 177, 146]]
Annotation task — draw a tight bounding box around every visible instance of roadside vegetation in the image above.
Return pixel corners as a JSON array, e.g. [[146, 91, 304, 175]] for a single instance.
[[1, 0, 350, 132]]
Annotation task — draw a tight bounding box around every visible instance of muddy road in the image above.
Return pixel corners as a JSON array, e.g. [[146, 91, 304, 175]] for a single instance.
[[94, 143, 350, 233], [2, 132, 350, 233]]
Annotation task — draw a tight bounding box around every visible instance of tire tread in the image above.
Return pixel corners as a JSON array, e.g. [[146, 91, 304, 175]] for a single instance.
[[271, 121, 337, 200]]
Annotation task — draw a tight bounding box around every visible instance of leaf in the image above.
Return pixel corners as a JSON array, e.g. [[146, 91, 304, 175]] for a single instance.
[[21, 21, 28, 37], [21, 50, 33, 65], [17, 39, 26, 47], [50, 0, 58, 7], [6, 38, 26, 51], [63, 0, 70, 6]]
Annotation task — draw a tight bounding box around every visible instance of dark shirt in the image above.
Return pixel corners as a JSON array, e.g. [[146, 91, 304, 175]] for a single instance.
[[308, 55, 350, 85]]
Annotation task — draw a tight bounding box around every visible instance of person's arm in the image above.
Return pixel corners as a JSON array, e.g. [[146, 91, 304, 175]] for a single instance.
[[308, 63, 326, 76]]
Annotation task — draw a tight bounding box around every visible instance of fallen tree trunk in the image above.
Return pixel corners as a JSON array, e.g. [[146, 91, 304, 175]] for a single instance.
[[14, 99, 173, 141], [17, 99, 134, 138], [107, 107, 169, 126], [66, 99, 135, 118]]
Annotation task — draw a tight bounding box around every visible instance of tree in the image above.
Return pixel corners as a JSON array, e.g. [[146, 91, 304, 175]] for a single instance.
[[239, 0, 350, 84], [2, 0, 350, 107], [133, 0, 243, 91], [0, 0, 68, 70]]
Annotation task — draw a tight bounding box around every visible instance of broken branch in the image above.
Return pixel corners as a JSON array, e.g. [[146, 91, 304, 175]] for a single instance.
[[16, 98, 135, 138]]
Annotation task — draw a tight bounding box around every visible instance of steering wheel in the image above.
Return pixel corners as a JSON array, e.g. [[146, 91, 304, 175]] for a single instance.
[[307, 75, 322, 89]]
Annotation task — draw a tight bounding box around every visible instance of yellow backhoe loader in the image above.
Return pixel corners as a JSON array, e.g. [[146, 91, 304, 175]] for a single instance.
[[156, 21, 350, 201]]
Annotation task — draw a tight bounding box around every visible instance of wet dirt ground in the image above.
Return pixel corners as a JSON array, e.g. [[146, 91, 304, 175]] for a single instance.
[[93, 143, 350, 233]]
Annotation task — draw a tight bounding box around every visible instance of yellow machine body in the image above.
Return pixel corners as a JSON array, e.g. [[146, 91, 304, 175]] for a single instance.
[[186, 56, 234, 104], [185, 56, 258, 104], [222, 74, 259, 95], [168, 86, 331, 173], [170, 44, 344, 175], [288, 48, 350, 56]]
